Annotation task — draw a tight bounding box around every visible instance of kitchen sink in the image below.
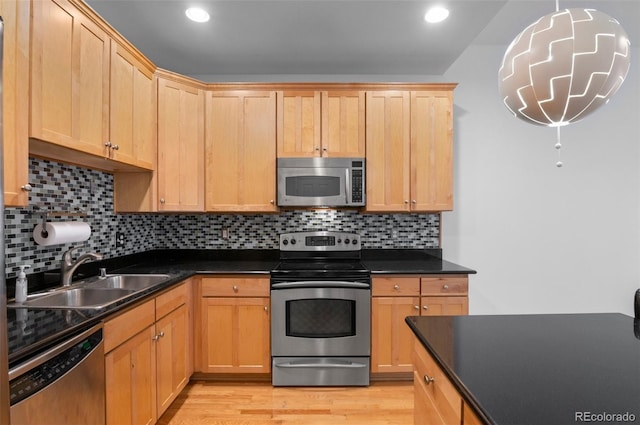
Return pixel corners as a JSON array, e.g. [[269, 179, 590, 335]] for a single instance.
[[14, 287, 136, 309], [8, 273, 173, 310], [85, 274, 171, 291]]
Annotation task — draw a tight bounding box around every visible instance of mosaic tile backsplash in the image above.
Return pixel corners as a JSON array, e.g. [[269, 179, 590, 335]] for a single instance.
[[4, 158, 440, 277]]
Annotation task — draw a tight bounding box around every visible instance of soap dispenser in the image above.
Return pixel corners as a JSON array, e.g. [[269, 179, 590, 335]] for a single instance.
[[15, 265, 31, 303]]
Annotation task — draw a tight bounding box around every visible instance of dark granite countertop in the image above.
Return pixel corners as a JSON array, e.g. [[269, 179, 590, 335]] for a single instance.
[[362, 249, 476, 274], [406, 313, 640, 425], [6, 248, 474, 366]]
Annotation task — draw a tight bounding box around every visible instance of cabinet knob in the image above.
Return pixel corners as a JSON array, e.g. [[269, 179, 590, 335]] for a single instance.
[[159, 331, 165, 338], [322, 147, 327, 151], [315, 147, 320, 151], [443, 284, 449, 290], [423, 305, 429, 310], [393, 284, 400, 290], [414, 305, 420, 310], [21, 184, 33, 192], [423, 375, 435, 385], [404, 200, 409, 204], [233, 285, 239, 292], [160, 198, 166, 204], [412, 200, 417, 204], [270, 200, 275, 205], [264, 306, 268, 312], [104, 141, 112, 148], [112, 144, 119, 151], [152, 335, 160, 341]]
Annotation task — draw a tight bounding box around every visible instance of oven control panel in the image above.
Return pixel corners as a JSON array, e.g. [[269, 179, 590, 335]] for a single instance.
[[279, 231, 360, 251]]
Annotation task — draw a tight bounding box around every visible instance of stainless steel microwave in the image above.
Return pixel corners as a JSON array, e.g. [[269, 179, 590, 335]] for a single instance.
[[277, 158, 365, 207]]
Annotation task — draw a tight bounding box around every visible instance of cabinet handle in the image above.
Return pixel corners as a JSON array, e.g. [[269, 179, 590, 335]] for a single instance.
[[443, 284, 449, 290], [233, 285, 239, 293], [423, 375, 435, 385], [21, 184, 33, 192], [393, 284, 400, 290]]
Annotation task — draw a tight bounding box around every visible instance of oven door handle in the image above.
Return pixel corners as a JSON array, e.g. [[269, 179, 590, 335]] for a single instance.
[[275, 361, 368, 369], [271, 281, 370, 289]]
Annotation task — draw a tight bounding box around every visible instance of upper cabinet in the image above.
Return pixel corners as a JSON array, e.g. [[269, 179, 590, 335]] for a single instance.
[[366, 88, 455, 212], [157, 74, 205, 212], [205, 91, 278, 212], [1, 0, 31, 207], [29, 0, 155, 172], [31, 0, 110, 157], [109, 40, 156, 169], [277, 90, 365, 158]]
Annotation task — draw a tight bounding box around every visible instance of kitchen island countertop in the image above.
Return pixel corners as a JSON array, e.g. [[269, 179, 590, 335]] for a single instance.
[[406, 313, 640, 425]]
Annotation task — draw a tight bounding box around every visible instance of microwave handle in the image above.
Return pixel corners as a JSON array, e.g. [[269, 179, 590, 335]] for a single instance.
[[345, 169, 350, 204]]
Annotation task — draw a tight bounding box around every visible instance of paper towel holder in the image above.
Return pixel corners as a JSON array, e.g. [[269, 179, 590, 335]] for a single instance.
[[31, 205, 87, 238]]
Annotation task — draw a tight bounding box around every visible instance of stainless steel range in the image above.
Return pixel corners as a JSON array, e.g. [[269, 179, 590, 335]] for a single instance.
[[271, 231, 371, 386]]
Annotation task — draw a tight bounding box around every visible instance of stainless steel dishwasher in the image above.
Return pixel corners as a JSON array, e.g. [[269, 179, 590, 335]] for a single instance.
[[8, 323, 105, 425]]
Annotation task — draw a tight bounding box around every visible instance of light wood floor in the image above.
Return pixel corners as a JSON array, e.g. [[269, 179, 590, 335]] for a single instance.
[[158, 381, 414, 425]]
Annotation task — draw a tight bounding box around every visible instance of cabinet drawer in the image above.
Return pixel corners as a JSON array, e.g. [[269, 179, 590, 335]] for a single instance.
[[421, 275, 468, 295], [201, 276, 270, 297], [372, 276, 420, 296], [413, 340, 461, 425], [156, 282, 187, 319], [104, 299, 155, 353]]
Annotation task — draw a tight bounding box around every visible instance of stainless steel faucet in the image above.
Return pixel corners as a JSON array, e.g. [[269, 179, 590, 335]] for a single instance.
[[60, 247, 103, 286]]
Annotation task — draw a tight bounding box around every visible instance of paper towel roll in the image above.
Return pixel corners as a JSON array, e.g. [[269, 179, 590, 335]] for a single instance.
[[33, 221, 91, 246]]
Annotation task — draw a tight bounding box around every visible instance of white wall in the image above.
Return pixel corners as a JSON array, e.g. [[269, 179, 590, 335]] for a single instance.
[[441, 45, 640, 316]]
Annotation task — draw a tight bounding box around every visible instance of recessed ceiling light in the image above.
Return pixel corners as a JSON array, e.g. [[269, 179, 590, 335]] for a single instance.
[[185, 7, 210, 23], [424, 6, 449, 24]]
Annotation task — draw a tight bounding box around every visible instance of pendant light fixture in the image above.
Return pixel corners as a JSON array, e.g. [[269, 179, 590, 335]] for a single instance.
[[498, 5, 631, 166]]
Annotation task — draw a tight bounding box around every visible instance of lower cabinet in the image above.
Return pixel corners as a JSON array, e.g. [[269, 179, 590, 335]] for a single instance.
[[413, 337, 484, 425], [103, 280, 192, 425], [196, 275, 271, 374], [371, 275, 468, 377]]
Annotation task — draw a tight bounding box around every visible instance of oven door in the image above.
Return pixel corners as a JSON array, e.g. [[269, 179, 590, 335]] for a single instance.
[[271, 283, 371, 357]]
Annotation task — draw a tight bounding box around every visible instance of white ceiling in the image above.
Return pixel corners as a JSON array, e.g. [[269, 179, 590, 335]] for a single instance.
[[85, 0, 639, 80]]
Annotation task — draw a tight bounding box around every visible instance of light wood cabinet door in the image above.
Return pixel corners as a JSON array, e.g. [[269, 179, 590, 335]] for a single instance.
[[321, 91, 365, 157], [371, 296, 420, 373], [277, 90, 322, 157], [365, 91, 411, 212], [200, 296, 270, 373], [157, 77, 205, 211], [105, 325, 157, 425], [205, 91, 277, 212], [156, 303, 189, 416], [420, 296, 468, 316], [109, 41, 155, 169], [31, 0, 110, 157], [1, 0, 30, 206], [410, 91, 454, 211]]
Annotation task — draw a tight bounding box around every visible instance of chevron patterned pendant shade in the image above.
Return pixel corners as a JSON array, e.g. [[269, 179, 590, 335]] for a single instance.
[[499, 8, 631, 127]]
